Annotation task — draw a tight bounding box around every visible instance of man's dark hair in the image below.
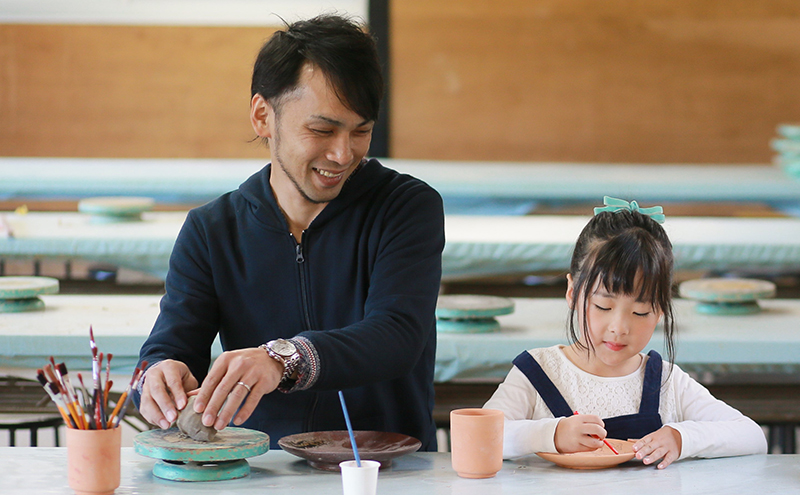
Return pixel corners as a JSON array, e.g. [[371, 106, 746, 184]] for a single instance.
[[251, 14, 384, 122]]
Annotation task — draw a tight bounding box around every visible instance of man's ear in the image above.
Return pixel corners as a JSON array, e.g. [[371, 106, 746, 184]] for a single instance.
[[250, 94, 273, 138]]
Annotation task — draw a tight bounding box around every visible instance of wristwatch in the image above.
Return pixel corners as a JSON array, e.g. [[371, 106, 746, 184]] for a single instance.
[[261, 339, 302, 388]]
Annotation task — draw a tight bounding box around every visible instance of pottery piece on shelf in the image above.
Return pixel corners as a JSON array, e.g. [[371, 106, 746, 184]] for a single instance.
[[0, 276, 59, 313], [78, 196, 155, 223], [435, 295, 514, 333], [678, 277, 776, 315], [777, 123, 800, 140]]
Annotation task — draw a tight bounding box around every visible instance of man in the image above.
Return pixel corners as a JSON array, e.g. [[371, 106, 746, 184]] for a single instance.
[[135, 14, 444, 451]]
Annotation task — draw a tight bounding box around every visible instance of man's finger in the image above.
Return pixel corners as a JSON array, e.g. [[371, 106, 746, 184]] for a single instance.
[[139, 392, 169, 429], [233, 388, 263, 426], [193, 360, 227, 413], [214, 383, 251, 430], [144, 374, 177, 429]]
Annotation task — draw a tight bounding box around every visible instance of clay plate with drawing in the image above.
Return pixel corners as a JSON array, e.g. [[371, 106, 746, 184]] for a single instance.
[[536, 439, 636, 469]]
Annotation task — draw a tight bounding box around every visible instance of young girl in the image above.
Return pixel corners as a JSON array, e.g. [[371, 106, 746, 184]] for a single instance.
[[483, 197, 767, 469]]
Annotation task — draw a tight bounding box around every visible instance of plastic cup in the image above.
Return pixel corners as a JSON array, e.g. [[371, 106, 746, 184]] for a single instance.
[[66, 427, 121, 495], [450, 408, 504, 479], [339, 459, 380, 495]]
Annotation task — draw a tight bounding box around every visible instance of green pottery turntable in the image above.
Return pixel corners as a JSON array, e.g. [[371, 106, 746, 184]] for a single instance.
[[78, 196, 155, 223], [0, 276, 59, 313], [435, 295, 515, 333], [134, 427, 269, 481], [678, 278, 776, 315]]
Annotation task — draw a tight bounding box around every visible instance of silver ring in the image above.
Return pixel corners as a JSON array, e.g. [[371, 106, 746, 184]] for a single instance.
[[236, 381, 252, 393]]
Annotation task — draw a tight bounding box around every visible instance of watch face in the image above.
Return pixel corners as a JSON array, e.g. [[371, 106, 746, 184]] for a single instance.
[[270, 339, 296, 357]]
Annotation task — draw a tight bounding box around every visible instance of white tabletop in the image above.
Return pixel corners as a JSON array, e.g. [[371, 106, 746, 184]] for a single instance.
[[0, 448, 796, 495], [3, 212, 799, 280]]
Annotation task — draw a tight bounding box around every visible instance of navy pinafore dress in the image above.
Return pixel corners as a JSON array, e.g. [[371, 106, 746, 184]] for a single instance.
[[511, 350, 664, 440]]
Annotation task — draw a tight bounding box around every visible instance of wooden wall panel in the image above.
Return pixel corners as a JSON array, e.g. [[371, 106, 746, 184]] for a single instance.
[[390, 1, 800, 163], [3, 3, 800, 163], [0, 24, 274, 158]]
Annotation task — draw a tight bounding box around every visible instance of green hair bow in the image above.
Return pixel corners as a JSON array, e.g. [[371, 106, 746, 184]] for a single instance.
[[593, 196, 666, 224]]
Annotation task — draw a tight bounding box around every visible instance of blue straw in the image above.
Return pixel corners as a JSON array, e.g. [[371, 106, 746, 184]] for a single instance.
[[338, 390, 361, 467]]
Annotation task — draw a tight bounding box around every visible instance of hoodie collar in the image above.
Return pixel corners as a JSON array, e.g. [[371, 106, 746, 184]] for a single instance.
[[237, 158, 393, 230]]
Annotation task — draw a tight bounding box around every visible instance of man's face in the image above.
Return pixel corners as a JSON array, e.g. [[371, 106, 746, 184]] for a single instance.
[[262, 64, 374, 207]]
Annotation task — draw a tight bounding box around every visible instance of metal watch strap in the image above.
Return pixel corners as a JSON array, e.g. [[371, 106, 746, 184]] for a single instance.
[[260, 341, 301, 389]]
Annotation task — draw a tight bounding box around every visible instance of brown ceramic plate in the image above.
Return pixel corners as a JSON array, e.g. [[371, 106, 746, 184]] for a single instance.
[[278, 430, 421, 471], [536, 439, 636, 469]]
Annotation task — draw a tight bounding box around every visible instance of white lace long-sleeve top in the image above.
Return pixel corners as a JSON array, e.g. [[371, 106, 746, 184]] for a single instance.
[[483, 345, 768, 459]]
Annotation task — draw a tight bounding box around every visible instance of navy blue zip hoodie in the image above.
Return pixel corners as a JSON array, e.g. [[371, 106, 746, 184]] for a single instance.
[[137, 159, 444, 450]]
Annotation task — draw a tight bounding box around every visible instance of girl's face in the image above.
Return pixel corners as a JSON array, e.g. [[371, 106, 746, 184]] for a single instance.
[[567, 274, 662, 377]]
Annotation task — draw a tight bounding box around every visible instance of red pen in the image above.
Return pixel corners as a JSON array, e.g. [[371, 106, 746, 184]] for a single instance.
[[574, 411, 619, 455]]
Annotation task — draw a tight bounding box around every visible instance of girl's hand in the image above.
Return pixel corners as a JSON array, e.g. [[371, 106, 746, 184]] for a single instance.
[[633, 426, 682, 469], [554, 413, 606, 453]]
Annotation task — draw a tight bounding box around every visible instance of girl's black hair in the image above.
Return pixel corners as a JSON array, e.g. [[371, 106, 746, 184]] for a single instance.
[[251, 14, 384, 122], [567, 209, 676, 367]]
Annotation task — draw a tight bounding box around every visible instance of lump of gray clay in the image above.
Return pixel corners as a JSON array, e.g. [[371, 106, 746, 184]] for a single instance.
[[177, 396, 217, 442]]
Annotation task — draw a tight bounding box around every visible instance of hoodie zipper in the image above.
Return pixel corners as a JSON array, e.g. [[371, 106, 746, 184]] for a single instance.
[[290, 232, 319, 431], [290, 232, 313, 330]]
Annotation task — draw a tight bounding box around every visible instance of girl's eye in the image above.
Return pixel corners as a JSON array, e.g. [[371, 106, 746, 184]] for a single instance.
[[634, 312, 650, 317], [594, 304, 610, 311]]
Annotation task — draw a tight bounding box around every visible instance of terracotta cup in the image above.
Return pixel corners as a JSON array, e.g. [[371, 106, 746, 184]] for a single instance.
[[450, 408, 504, 479], [67, 427, 121, 495]]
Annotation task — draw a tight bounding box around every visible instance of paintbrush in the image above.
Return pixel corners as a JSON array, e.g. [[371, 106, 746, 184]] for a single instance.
[[57, 363, 86, 429], [104, 353, 113, 407], [574, 411, 619, 455], [47, 383, 77, 429], [53, 359, 84, 429], [338, 390, 361, 467], [45, 363, 84, 428], [89, 327, 106, 429], [77, 373, 96, 430], [36, 369, 75, 428], [112, 362, 147, 428], [43, 363, 59, 386], [107, 365, 140, 428]]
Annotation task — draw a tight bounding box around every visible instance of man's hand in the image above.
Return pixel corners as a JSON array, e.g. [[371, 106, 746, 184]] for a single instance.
[[554, 413, 606, 453], [139, 360, 199, 429], [633, 426, 682, 469], [192, 347, 284, 431]]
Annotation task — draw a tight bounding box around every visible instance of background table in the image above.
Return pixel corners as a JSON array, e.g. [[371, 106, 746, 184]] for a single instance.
[[0, 449, 796, 495], [3, 212, 799, 281], [436, 297, 800, 382], [3, 295, 799, 379], [3, 158, 800, 214], [443, 215, 800, 280]]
